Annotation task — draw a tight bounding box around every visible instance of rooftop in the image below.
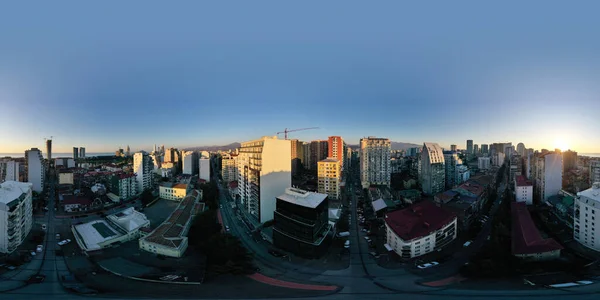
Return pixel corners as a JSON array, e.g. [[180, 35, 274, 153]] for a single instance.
[[228, 181, 238, 188], [319, 158, 339, 163], [511, 202, 563, 255], [0, 181, 32, 205], [423, 142, 445, 164], [277, 188, 327, 209], [385, 200, 456, 241], [516, 175, 533, 187], [107, 207, 150, 232], [141, 190, 202, 249], [577, 183, 600, 206], [372, 198, 388, 212], [73, 220, 122, 251]]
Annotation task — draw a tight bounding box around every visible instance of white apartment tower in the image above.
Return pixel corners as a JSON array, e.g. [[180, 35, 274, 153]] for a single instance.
[[534, 152, 563, 203], [182, 151, 195, 175], [199, 151, 210, 182], [237, 136, 291, 223], [420, 143, 446, 195], [478, 157, 491, 170], [0, 181, 33, 253], [25, 148, 45, 192], [590, 161, 600, 186], [0, 160, 20, 182], [133, 151, 155, 194], [574, 183, 600, 252], [360, 137, 391, 189]]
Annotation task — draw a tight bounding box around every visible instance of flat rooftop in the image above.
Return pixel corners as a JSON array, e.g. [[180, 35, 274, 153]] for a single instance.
[[0, 181, 32, 205], [577, 184, 600, 207], [74, 220, 122, 251], [277, 188, 327, 209]]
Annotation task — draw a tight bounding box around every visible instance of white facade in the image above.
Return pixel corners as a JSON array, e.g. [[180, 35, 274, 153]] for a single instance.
[[112, 174, 138, 200], [0, 161, 19, 182], [456, 165, 470, 185], [237, 136, 291, 223], [590, 161, 600, 186], [385, 217, 457, 259], [133, 152, 154, 194], [515, 177, 534, 205], [182, 151, 194, 175], [360, 137, 391, 188], [221, 153, 238, 184], [0, 181, 33, 253], [535, 153, 563, 203], [25, 148, 45, 193], [478, 157, 491, 170], [574, 183, 600, 251], [199, 155, 210, 182]]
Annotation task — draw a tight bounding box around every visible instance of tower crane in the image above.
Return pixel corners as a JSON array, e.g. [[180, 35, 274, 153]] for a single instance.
[[276, 127, 320, 140]]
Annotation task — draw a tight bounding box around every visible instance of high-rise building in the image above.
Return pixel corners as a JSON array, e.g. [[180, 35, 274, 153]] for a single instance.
[[327, 136, 345, 171], [46, 139, 52, 162], [73, 147, 79, 160], [318, 158, 340, 200], [221, 153, 238, 184], [273, 188, 331, 258], [478, 157, 491, 170], [0, 160, 20, 182], [517, 143, 526, 157], [0, 181, 33, 253], [360, 137, 391, 189], [237, 136, 291, 223], [110, 173, 137, 200], [450, 145, 457, 152], [563, 150, 578, 172], [466, 140, 474, 154], [534, 152, 563, 203], [164, 148, 176, 163], [79, 147, 86, 159], [474, 144, 479, 154], [481, 144, 489, 154], [182, 151, 197, 175], [590, 160, 600, 186], [25, 148, 45, 193], [309, 140, 328, 171], [420, 143, 446, 195], [574, 183, 600, 251], [133, 151, 154, 194], [290, 139, 304, 176], [443, 151, 460, 189], [126, 145, 131, 157], [302, 142, 311, 170], [199, 151, 210, 182]]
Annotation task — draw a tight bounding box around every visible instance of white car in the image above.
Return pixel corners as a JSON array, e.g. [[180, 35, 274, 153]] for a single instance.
[[417, 261, 439, 269], [30, 251, 36, 256], [36, 245, 43, 253], [58, 239, 71, 246], [41, 224, 47, 231]]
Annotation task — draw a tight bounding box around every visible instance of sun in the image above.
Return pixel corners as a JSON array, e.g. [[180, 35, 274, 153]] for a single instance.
[[553, 138, 569, 152]]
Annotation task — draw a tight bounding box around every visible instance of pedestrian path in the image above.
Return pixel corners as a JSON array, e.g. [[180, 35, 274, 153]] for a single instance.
[[247, 273, 339, 291]]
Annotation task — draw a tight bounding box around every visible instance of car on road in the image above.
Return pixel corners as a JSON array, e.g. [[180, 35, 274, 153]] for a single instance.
[[344, 240, 350, 248], [58, 239, 71, 246], [268, 249, 287, 258], [220, 204, 223, 208], [463, 241, 472, 247], [225, 225, 230, 232], [36, 245, 43, 252], [30, 251, 36, 256], [56, 233, 61, 239], [41, 224, 47, 231], [417, 261, 439, 269], [26, 274, 46, 284]]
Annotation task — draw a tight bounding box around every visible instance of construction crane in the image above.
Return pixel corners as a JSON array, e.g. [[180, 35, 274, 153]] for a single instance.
[[276, 127, 319, 140]]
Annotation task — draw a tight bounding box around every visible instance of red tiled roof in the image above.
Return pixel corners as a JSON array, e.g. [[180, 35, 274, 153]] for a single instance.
[[173, 183, 188, 189], [516, 175, 533, 187], [198, 178, 207, 184], [116, 173, 135, 179], [456, 180, 485, 197], [385, 200, 457, 241], [228, 181, 238, 188], [511, 202, 563, 255]]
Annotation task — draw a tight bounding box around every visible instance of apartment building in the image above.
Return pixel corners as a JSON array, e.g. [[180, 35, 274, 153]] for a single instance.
[[199, 151, 210, 182], [237, 136, 291, 223], [515, 175, 533, 205], [574, 183, 600, 252], [385, 201, 457, 259], [534, 152, 563, 203], [317, 158, 340, 200], [563, 150, 578, 172], [109, 173, 138, 200], [25, 148, 45, 193], [290, 139, 304, 176], [309, 140, 328, 171], [466, 140, 473, 154], [360, 137, 391, 189], [420, 143, 446, 195], [0, 160, 20, 183], [302, 142, 312, 170], [221, 153, 238, 184], [328, 136, 345, 171], [0, 181, 33, 253], [478, 157, 491, 170], [591, 160, 600, 186], [182, 151, 197, 175], [133, 151, 155, 194], [443, 151, 460, 189]]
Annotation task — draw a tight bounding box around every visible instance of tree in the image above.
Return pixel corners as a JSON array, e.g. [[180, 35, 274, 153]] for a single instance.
[[188, 210, 222, 246], [140, 189, 154, 206], [337, 212, 349, 232], [199, 182, 219, 210]]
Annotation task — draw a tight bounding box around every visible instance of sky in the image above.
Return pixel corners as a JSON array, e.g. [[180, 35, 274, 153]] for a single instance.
[[1, 1, 600, 153]]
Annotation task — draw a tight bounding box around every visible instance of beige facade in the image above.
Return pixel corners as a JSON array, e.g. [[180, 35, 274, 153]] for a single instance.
[[318, 158, 340, 200], [360, 137, 391, 188], [58, 172, 74, 185], [221, 153, 238, 184], [159, 183, 188, 201]]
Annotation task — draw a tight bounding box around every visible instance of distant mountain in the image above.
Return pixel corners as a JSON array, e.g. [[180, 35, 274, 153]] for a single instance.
[[183, 142, 241, 152], [348, 141, 421, 151]]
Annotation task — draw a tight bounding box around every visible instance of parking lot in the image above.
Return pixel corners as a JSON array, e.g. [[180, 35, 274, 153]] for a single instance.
[[142, 198, 179, 229]]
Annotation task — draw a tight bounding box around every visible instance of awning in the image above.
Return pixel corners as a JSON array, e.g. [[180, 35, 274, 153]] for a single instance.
[[384, 243, 393, 252]]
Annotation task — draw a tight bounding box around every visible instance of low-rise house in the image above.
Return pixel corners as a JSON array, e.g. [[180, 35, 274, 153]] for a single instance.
[[545, 191, 575, 229], [511, 202, 563, 261], [61, 195, 103, 213], [385, 201, 457, 259], [159, 183, 189, 201]]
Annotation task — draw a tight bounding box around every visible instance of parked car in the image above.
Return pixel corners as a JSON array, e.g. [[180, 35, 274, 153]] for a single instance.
[[417, 261, 439, 269], [344, 240, 350, 248], [463, 241, 472, 247], [58, 239, 71, 246], [56, 233, 61, 240], [30, 251, 36, 256], [36, 245, 43, 252], [41, 224, 47, 231]]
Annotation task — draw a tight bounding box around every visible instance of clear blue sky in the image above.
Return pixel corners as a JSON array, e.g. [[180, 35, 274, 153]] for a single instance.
[[1, 1, 600, 153]]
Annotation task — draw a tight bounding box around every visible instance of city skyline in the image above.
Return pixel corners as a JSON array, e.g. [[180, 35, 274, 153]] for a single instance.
[[2, 1, 600, 153]]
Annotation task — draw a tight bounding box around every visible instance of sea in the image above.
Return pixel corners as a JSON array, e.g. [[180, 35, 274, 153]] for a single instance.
[[0, 153, 116, 159]]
